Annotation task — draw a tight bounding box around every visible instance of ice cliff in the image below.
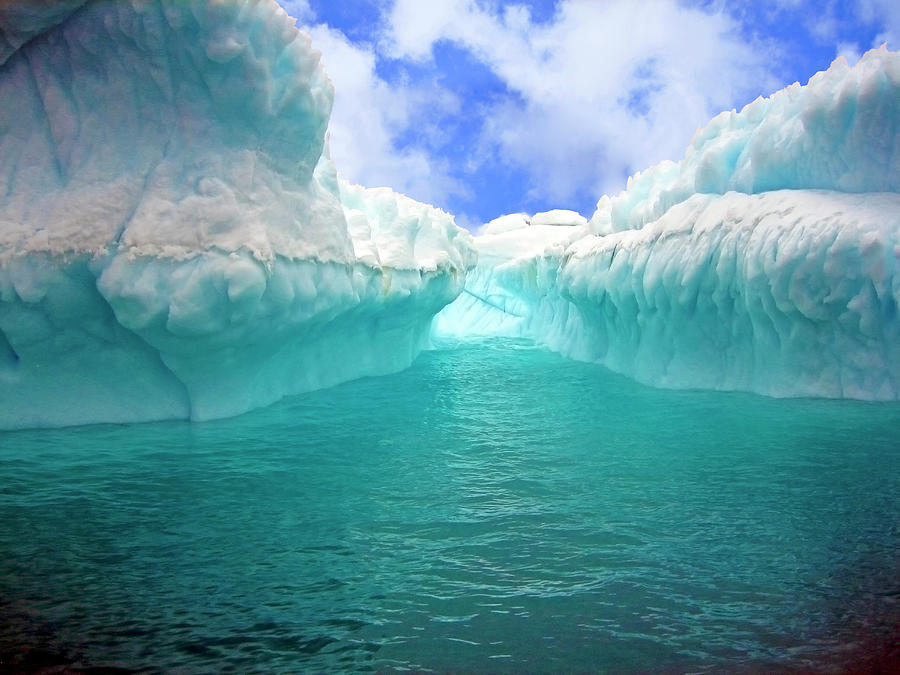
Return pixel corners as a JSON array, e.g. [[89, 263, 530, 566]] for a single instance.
[[435, 47, 900, 400], [2, 2, 898, 429], [0, 1, 473, 428]]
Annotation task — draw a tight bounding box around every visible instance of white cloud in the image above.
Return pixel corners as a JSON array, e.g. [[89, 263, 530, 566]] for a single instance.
[[302, 23, 466, 209], [277, 0, 313, 23], [275, 0, 900, 224], [836, 41, 862, 65], [385, 0, 777, 207], [861, 0, 900, 48]]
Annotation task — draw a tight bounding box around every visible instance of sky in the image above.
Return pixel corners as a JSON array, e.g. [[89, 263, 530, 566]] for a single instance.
[[277, 0, 899, 230]]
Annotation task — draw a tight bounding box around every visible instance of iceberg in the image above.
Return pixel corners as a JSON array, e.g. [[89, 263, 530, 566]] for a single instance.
[[435, 48, 900, 400], [0, 0, 473, 428], [2, 1, 898, 428]]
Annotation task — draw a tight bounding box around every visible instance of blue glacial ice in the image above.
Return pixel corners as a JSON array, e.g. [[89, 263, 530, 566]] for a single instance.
[[435, 47, 900, 400], [2, 2, 899, 429], [0, 1, 473, 428]]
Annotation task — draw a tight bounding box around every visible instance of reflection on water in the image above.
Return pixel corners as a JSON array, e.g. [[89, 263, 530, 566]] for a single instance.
[[0, 339, 898, 672]]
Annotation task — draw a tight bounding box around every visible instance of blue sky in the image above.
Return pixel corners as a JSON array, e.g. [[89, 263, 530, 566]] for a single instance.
[[278, 0, 899, 229]]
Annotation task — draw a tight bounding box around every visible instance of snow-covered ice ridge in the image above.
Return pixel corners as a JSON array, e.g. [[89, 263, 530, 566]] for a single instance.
[[436, 47, 900, 400], [0, 1, 473, 428]]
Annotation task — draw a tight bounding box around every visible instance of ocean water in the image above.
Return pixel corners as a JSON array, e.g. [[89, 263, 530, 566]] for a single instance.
[[0, 339, 898, 673]]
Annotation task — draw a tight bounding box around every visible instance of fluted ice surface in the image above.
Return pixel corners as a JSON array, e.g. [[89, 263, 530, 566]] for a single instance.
[[0, 0, 473, 428]]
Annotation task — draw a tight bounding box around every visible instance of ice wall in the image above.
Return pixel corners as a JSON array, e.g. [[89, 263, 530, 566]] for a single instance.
[[0, 0, 473, 428], [436, 48, 900, 400], [565, 191, 900, 399]]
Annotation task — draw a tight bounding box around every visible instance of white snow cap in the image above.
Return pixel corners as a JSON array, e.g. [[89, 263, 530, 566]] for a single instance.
[[595, 46, 900, 232], [481, 213, 531, 235], [529, 210, 588, 227]]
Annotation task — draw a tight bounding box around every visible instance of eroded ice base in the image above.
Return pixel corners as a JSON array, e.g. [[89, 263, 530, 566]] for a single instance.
[[1, 251, 465, 428]]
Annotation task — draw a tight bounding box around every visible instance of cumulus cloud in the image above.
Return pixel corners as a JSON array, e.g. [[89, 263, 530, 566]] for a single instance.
[[304, 24, 466, 206], [861, 0, 900, 48], [273, 4, 467, 209], [276, 0, 897, 225], [384, 0, 777, 206]]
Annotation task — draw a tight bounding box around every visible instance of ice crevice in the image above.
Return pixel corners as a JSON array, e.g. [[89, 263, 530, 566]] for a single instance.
[[461, 288, 525, 318], [22, 49, 65, 184], [0, 326, 18, 371]]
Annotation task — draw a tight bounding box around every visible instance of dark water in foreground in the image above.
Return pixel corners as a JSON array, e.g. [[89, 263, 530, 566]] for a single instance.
[[0, 339, 898, 673]]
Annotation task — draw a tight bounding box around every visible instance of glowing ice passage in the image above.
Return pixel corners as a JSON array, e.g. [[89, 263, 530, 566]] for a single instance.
[[0, 1, 898, 429]]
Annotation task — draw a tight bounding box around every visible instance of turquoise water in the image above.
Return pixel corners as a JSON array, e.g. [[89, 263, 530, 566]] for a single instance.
[[1, 339, 898, 673]]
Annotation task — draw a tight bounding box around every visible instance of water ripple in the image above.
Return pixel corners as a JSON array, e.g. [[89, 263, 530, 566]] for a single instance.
[[0, 339, 898, 672]]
